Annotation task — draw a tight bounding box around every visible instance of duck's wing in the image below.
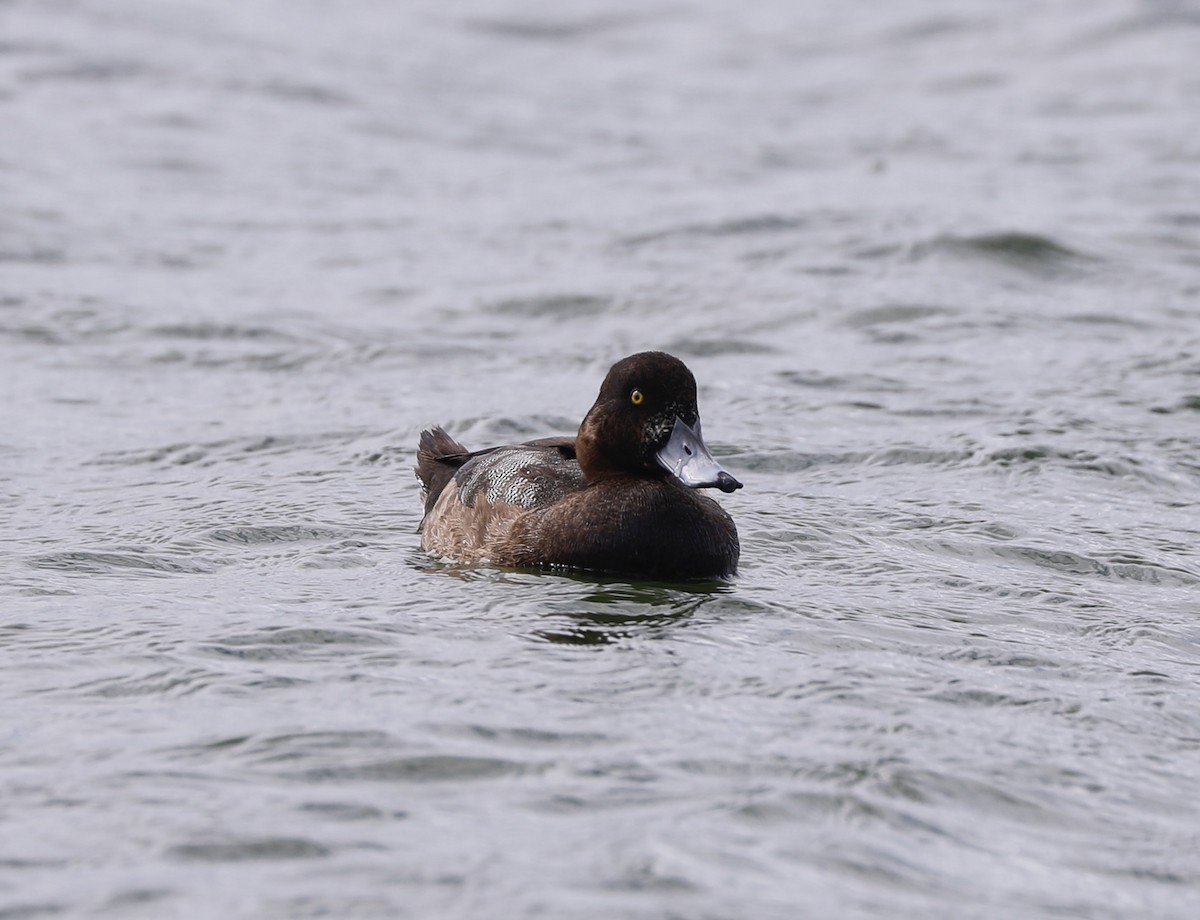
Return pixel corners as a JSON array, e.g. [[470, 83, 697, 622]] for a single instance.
[[418, 438, 586, 563], [417, 429, 580, 513], [452, 441, 584, 511]]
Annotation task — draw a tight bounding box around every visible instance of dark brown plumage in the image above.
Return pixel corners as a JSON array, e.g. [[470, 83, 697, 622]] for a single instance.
[[415, 352, 741, 579]]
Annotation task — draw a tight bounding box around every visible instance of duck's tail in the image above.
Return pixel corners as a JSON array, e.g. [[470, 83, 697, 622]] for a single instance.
[[415, 426, 470, 515]]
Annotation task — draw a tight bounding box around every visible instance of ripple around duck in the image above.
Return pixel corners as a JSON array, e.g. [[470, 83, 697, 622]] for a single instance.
[[596, 858, 702, 894], [464, 12, 644, 42], [428, 723, 611, 748], [733, 789, 950, 842], [147, 321, 301, 343], [490, 293, 613, 319], [205, 524, 352, 546], [137, 327, 429, 372], [27, 550, 217, 577], [168, 837, 330, 863], [909, 231, 1099, 275], [101, 888, 175, 912], [927, 540, 1200, 588], [619, 213, 810, 247], [842, 303, 956, 329], [198, 628, 391, 663], [856, 447, 977, 468], [664, 336, 779, 357], [68, 667, 218, 699], [0, 300, 130, 344], [977, 445, 1181, 486], [732, 448, 827, 475], [0, 900, 70, 920], [777, 369, 910, 393], [90, 430, 371, 468], [1155, 395, 1200, 414], [297, 801, 388, 821], [147, 346, 328, 372], [296, 755, 538, 784], [234, 78, 356, 108], [164, 730, 394, 766]]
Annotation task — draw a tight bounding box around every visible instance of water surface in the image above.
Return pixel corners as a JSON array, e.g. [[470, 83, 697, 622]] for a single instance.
[[3, 1, 1200, 917]]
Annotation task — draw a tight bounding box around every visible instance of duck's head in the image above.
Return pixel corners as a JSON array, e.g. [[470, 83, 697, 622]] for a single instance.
[[576, 351, 743, 493]]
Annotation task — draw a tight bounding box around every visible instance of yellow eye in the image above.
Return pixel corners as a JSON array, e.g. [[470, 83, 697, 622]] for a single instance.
[[630, 389, 645, 406]]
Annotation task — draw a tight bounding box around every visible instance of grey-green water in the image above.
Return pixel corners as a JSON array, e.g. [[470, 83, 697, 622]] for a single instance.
[[3, 1, 1200, 917]]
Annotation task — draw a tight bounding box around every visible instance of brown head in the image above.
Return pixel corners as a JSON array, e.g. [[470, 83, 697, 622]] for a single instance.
[[575, 351, 742, 492]]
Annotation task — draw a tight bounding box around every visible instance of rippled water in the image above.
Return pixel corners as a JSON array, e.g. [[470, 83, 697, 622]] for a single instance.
[[4, 0, 1200, 917]]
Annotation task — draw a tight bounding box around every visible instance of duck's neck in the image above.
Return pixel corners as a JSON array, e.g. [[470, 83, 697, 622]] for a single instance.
[[575, 416, 619, 483]]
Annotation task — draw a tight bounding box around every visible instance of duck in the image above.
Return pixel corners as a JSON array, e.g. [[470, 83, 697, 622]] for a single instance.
[[415, 351, 742, 579]]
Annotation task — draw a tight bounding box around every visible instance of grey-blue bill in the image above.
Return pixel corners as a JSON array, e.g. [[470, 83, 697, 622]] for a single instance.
[[655, 417, 743, 493]]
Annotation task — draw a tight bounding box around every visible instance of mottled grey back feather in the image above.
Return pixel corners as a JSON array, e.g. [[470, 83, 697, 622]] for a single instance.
[[456, 445, 585, 510]]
